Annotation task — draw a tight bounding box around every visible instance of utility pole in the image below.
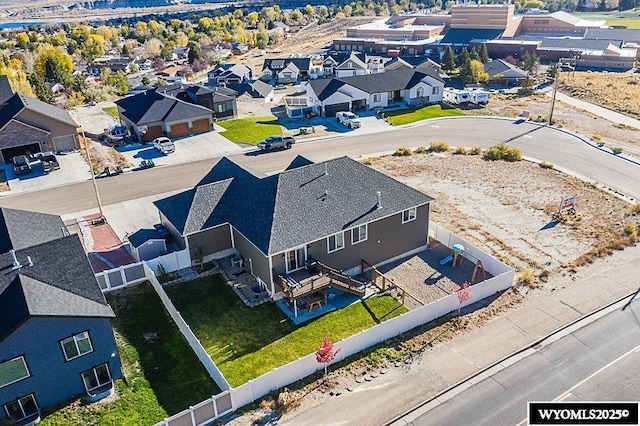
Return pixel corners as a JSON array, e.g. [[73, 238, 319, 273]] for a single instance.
[[80, 127, 106, 223], [548, 60, 560, 126]]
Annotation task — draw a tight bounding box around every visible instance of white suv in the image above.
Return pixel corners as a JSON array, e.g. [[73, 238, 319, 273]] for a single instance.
[[336, 111, 362, 129]]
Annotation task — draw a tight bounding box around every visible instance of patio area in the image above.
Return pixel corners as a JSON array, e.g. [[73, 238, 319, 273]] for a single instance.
[[216, 255, 270, 307]]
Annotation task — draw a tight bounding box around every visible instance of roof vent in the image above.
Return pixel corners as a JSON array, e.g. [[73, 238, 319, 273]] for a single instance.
[[27, 256, 33, 267], [324, 163, 328, 176], [10, 249, 21, 270], [376, 191, 382, 209]]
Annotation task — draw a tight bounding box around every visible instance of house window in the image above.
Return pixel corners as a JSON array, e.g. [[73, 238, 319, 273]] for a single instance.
[[217, 103, 226, 113], [285, 246, 306, 273], [0, 356, 30, 388], [432, 87, 439, 95], [327, 232, 345, 253], [351, 224, 368, 245], [61, 332, 93, 361], [417, 87, 424, 97], [388, 91, 394, 99], [402, 207, 417, 223], [4, 394, 38, 422], [81, 364, 112, 392], [373, 94, 381, 103]]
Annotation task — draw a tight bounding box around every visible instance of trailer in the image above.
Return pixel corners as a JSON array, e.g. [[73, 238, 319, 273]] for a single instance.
[[469, 89, 489, 106], [443, 88, 471, 105]]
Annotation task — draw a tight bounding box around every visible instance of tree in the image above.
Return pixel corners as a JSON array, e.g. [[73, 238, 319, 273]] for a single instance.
[[82, 34, 106, 62], [521, 51, 539, 78], [28, 74, 55, 103], [67, 90, 85, 107], [16, 32, 30, 50], [460, 59, 477, 85], [34, 44, 73, 84], [479, 43, 490, 64], [456, 48, 469, 68], [187, 40, 202, 64], [102, 69, 130, 94], [304, 4, 316, 16], [454, 282, 472, 316], [256, 31, 269, 49], [144, 38, 163, 58], [141, 75, 150, 86], [469, 47, 480, 61], [315, 337, 340, 377], [442, 46, 456, 72]]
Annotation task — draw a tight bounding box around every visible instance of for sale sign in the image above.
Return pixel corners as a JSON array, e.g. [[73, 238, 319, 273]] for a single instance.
[[559, 195, 577, 211]]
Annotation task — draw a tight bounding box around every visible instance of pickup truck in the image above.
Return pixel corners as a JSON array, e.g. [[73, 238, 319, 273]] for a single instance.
[[257, 135, 295, 151], [336, 111, 361, 129], [153, 137, 175, 154]]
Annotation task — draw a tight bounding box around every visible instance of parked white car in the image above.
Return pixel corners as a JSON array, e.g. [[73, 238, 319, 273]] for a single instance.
[[336, 111, 361, 129], [153, 137, 175, 154]]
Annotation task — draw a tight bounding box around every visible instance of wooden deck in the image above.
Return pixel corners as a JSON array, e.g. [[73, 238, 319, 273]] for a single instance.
[[274, 261, 367, 301]]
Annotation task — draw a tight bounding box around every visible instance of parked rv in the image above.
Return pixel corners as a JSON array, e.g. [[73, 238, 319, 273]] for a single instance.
[[468, 89, 489, 106], [443, 88, 471, 105]]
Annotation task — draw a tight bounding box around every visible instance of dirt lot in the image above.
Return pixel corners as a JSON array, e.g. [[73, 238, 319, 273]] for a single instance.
[[465, 93, 640, 158]]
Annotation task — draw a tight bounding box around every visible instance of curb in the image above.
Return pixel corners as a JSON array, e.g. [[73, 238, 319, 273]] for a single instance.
[[384, 290, 636, 426]]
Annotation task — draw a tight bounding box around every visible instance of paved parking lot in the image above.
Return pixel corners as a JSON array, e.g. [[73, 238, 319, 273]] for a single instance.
[[116, 130, 244, 167], [2, 152, 90, 195]]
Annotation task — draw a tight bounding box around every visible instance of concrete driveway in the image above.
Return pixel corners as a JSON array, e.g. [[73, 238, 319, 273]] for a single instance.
[[2, 152, 90, 195], [116, 131, 243, 167]]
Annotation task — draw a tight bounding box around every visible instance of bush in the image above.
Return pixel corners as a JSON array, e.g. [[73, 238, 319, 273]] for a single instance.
[[393, 147, 413, 156], [469, 145, 482, 155], [363, 157, 375, 166], [539, 162, 554, 169], [429, 140, 449, 152], [626, 202, 640, 216], [414, 146, 428, 154], [483, 143, 522, 162], [453, 146, 468, 155], [517, 268, 536, 288], [612, 147, 623, 154]]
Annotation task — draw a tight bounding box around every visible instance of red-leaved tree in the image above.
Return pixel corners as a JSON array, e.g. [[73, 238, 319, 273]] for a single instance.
[[316, 337, 341, 376], [454, 281, 473, 316]]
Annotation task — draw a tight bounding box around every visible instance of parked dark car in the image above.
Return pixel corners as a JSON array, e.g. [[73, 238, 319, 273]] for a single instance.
[[36, 151, 60, 173], [12, 155, 31, 175]]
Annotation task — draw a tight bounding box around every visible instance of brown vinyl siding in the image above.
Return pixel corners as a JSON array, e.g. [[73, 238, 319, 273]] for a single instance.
[[232, 228, 271, 286], [187, 224, 232, 258], [16, 109, 77, 139]]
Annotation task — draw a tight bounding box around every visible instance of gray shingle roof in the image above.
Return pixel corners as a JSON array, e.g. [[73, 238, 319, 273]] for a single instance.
[[307, 79, 346, 101], [0, 93, 78, 132], [0, 208, 67, 253], [0, 74, 13, 104], [0, 235, 115, 341], [263, 57, 313, 72], [115, 90, 213, 125], [484, 59, 527, 79], [155, 156, 434, 256], [337, 68, 443, 94], [584, 28, 640, 44], [128, 228, 164, 247], [538, 38, 622, 50]]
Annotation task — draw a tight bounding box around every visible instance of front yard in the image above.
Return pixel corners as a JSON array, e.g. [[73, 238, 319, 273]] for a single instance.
[[40, 283, 220, 425], [217, 116, 282, 145], [166, 275, 407, 387], [384, 104, 464, 126]]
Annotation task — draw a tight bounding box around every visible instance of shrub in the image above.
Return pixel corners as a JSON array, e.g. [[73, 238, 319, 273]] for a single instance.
[[591, 134, 601, 142], [157, 263, 170, 283], [469, 145, 482, 155], [363, 157, 375, 166], [539, 162, 554, 169], [483, 143, 522, 161], [454, 146, 468, 155], [612, 147, 623, 154], [393, 147, 413, 156], [429, 140, 449, 152], [626, 202, 640, 216], [414, 146, 428, 154], [517, 268, 536, 288]]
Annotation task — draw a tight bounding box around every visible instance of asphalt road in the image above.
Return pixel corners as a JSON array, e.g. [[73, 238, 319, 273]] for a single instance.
[[0, 117, 638, 215], [406, 300, 640, 426]]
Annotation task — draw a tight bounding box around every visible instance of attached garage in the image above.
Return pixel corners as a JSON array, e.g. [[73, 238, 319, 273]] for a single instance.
[[192, 119, 210, 134], [170, 123, 190, 139], [1, 142, 41, 165], [143, 126, 163, 142], [323, 102, 350, 118], [52, 134, 78, 152]]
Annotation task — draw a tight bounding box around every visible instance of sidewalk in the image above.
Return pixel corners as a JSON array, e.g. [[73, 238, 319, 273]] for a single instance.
[[275, 244, 640, 426]]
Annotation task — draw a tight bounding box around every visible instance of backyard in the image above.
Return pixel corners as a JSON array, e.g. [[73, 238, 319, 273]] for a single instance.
[[217, 116, 282, 144], [40, 283, 219, 425], [166, 275, 407, 387], [383, 104, 464, 126]]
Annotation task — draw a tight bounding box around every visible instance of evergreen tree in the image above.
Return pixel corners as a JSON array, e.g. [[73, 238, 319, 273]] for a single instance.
[[442, 46, 456, 72], [28, 74, 55, 103], [479, 43, 490, 64], [456, 48, 469, 68], [461, 59, 477, 85], [469, 47, 480, 61]]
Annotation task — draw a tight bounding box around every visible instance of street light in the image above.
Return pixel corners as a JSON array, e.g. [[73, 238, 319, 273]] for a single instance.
[[80, 126, 106, 223], [548, 59, 561, 126]]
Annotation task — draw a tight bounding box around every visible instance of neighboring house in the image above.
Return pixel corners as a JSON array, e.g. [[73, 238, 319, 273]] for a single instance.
[[172, 46, 190, 61], [115, 89, 214, 142], [0, 208, 122, 424], [86, 58, 134, 77], [261, 57, 313, 82], [236, 80, 275, 103], [231, 43, 249, 55], [207, 63, 254, 87], [158, 83, 238, 120], [385, 56, 444, 76], [0, 76, 79, 165], [154, 155, 434, 299], [334, 52, 368, 77], [484, 59, 528, 85], [305, 68, 444, 117]]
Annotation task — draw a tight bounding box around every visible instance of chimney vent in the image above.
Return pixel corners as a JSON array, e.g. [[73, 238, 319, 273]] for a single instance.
[[376, 191, 382, 209], [27, 256, 33, 267], [10, 249, 21, 270]]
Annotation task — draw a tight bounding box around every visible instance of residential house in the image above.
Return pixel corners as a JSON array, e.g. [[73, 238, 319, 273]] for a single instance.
[[86, 57, 134, 77], [334, 52, 368, 77], [158, 83, 238, 120], [261, 57, 313, 82], [172, 46, 190, 61], [0, 76, 79, 165], [236, 80, 275, 103], [231, 43, 250, 55], [154, 155, 434, 300], [207, 63, 254, 87], [158, 65, 192, 80], [305, 68, 444, 117], [385, 56, 444, 76], [115, 89, 214, 141], [0, 208, 122, 424], [483, 59, 528, 85]]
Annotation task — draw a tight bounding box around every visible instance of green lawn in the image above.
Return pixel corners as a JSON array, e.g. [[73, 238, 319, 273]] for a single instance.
[[573, 10, 640, 28], [217, 116, 282, 145], [606, 18, 640, 29], [40, 283, 220, 425], [102, 106, 119, 119], [384, 104, 464, 126], [167, 275, 407, 387]]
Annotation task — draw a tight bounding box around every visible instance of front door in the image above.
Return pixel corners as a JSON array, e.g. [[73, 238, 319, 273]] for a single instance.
[[285, 246, 306, 273]]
